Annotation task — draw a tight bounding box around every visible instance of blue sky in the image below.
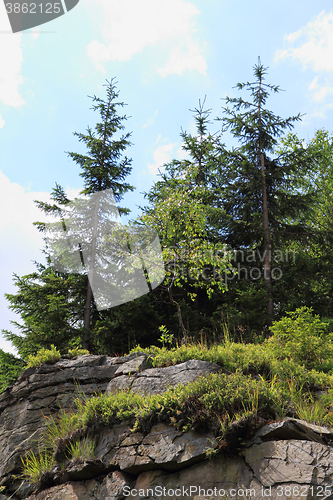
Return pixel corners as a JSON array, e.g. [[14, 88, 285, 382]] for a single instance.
[[1, 0, 333, 353]]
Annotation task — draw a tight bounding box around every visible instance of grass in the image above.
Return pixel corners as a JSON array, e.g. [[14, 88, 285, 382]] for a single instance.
[[65, 438, 95, 462], [21, 449, 55, 484]]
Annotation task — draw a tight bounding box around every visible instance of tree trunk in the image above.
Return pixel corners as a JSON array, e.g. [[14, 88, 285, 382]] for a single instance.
[[260, 152, 273, 320], [82, 191, 100, 350], [258, 72, 273, 322], [82, 279, 92, 350], [168, 286, 187, 343]]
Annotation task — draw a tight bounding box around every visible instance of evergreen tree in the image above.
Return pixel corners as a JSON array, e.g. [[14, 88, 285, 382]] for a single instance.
[[66, 79, 134, 349], [217, 58, 312, 325], [274, 129, 333, 319], [3, 80, 136, 354], [138, 100, 232, 339]]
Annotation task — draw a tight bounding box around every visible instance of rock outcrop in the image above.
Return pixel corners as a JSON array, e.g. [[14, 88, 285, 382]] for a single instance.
[[0, 353, 333, 499]]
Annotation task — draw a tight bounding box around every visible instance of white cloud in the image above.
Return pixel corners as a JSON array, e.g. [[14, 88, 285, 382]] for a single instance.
[[275, 11, 333, 106], [86, 0, 206, 76], [0, 3, 25, 108], [0, 172, 52, 353], [308, 76, 333, 102], [275, 11, 333, 72], [0, 115, 5, 128], [147, 136, 176, 175], [157, 38, 207, 77], [0, 172, 51, 241]]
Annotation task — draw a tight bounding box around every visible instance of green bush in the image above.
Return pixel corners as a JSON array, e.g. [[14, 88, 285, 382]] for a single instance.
[[268, 306, 333, 369], [27, 345, 61, 368]]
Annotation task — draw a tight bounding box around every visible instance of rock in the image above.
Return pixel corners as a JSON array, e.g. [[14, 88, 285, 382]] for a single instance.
[[24, 443, 333, 499], [94, 422, 218, 474], [247, 417, 333, 446], [0, 353, 149, 489], [107, 359, 222, 395], [1, 353, 333, 499]]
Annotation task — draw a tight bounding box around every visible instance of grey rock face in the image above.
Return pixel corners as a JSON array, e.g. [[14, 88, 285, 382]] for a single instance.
[[107, 359, 222, 395], [93, 422, 218, 474], [0, 353, 150, 496], [0, 353, 333, 500], [25, 440, 333, 500]]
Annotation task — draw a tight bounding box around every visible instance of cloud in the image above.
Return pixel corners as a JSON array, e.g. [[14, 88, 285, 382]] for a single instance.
[[0, 172, 52, 353], [86, 0, 206, 76], [308, 76, 333, 102], [147, 137, 176, 175], [0, 4, 25, 109], [275, 11, 333, 72], [157, 37, 207, 77], [275, 11, 333, 106], [0, 174, 51, 317]]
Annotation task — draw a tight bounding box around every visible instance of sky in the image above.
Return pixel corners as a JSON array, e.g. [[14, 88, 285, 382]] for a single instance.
[[1, 0, 333, 354]]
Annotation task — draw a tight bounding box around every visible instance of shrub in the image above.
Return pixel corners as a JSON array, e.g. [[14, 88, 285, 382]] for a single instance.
[[268, 306, 333, 369], [27, 345, 61, 368]]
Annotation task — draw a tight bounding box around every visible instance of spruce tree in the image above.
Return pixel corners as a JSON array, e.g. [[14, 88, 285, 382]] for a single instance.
[[138, 100, 231, 339], [3, 80, 135, 354], [61, 79, 134, 349], [218, 58, 310, 323]]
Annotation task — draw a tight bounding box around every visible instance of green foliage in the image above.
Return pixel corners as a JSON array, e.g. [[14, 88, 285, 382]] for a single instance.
[[137, 100, 233, 338], [268, 306, 333, 369], [158, 325, 174, 348], [68, 79, 134, 205], [0, 349, 26, 392], [27, 345, 61, 368], [2, 264, 89, 359], [21, 449, 55, 484], [67, 348, 90, 358]]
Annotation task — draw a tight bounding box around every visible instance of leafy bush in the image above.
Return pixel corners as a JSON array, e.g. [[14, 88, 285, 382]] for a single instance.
[[267, 306, 333, 368], [27, 345, 61, 368]]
